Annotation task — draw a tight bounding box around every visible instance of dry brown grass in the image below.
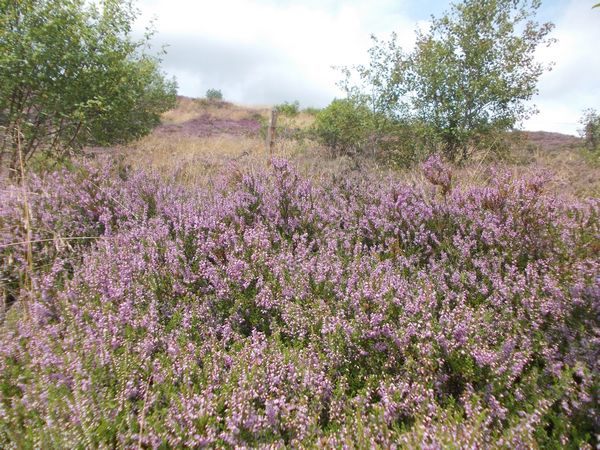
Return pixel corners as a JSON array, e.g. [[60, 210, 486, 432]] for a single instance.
[[283, 112, 316, 129], [509, 146, 600, 198], [161, 97, 269, 125], [126, 133, 266, 184], [389, 130, 599, 198], [124, 97, 599, 198], [160, 97, 204, 124], [125, 131, 372, 186], [439, 146, 600, 199], [125, 96, 333, 184]]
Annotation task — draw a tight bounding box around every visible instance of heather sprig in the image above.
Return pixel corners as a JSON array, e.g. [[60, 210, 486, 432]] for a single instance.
[[0, 158, 598, 447]]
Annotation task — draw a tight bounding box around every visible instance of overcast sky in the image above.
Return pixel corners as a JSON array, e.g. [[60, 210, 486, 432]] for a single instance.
[[136, 0, 600, 135]]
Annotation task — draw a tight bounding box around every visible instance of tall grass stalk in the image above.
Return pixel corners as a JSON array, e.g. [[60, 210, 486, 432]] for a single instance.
[[17, 124, 34, 292]]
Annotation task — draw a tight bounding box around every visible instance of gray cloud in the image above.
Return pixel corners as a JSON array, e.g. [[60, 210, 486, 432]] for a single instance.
[[151, 33, 337, 107], [235, 69, 335, 107], [154, 34, 281, 86], [137, 0, 599, 133]]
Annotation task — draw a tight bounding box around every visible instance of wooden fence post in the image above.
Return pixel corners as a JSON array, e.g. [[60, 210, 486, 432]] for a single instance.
[[0, 292, 5, 324], [266, 109, 278, 156]]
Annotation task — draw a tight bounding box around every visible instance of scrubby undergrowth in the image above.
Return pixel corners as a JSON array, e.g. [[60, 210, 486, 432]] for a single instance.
[[0, 158, 599, 448]]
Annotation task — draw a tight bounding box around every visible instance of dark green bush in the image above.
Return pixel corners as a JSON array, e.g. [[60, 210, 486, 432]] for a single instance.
[[379, 120, 439, 167], [0, 0, 177, 173]]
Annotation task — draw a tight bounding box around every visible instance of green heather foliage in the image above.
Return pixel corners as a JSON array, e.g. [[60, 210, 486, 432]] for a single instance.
[[275, 100, 300, 117], [0, 158, 599, 447], [206, 88, 224, 101], [0, 0, 177, 174], [340, 0, 555, 162], [302, 106, 321, 116]]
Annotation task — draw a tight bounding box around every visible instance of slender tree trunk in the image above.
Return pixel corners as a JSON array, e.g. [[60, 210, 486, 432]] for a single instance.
[[9, 144, 20, 180]]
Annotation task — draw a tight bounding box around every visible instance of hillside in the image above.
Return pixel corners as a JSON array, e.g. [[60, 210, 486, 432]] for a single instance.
[[90, 97, 598, 198], [521, 130, 581, 152], [2, 118, 599, 446], [3, 97, 599, 448], [2, 0, 599, 445]]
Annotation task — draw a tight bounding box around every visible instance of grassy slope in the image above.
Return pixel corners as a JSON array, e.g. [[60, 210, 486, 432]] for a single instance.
[[1, 97, 598, 447], [97, 96, 599, 198]]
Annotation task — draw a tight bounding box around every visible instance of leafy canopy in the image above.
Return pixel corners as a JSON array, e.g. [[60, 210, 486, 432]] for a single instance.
[[0, 0, 177, 173], [579, 108, 600, 153], [206, 89, 224, 101], [312, 98, 375, 156], [340, 0, 555, 161]]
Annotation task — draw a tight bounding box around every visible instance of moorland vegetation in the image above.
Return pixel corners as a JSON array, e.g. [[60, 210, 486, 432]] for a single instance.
[[0, 0, 599, 448]]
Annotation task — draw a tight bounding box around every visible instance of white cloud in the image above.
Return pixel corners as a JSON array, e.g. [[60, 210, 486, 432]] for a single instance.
[[136, 0, 599, 134], [136, 0, 416, 106], [523, 0, 600, 135]]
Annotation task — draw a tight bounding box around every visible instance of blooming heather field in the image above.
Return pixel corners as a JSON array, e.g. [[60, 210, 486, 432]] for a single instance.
[[0, 156, 599, 448]]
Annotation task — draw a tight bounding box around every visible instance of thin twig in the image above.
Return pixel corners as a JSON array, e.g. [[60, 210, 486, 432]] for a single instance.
[[17, 123, 34, 290], [137, 373, 154, 450], [0, 235, 112, 250]]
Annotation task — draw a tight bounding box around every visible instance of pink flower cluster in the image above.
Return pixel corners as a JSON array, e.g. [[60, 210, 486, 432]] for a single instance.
[[421, 153, 452, 195], [0, 158, 598, 447]]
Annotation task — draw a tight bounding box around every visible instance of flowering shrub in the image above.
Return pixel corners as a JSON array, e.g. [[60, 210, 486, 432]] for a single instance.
[[0, 159, 599, 447], [421, 153, 452, 196]]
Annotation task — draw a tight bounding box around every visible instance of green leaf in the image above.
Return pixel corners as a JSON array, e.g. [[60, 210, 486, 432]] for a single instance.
[[0, 0, 177, 172], [337, 0, 555, 163]]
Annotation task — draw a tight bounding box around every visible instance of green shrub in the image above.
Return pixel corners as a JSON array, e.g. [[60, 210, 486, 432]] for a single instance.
[[337, 0, 554, 163], [0, 0, 177, 174], [275, 100, 300, 117], [380, 120, 440, 167], [312, 98, 374, 156], [579, 108, 600, 152], [206, 88, 223, 101], [302, 107, 321, 116]]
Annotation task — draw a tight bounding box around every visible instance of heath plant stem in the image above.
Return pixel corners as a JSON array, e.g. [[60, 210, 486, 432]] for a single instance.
[[137, 372, 154, 450], [0, 236, 112, 250], [17, 123, 34, 292]]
